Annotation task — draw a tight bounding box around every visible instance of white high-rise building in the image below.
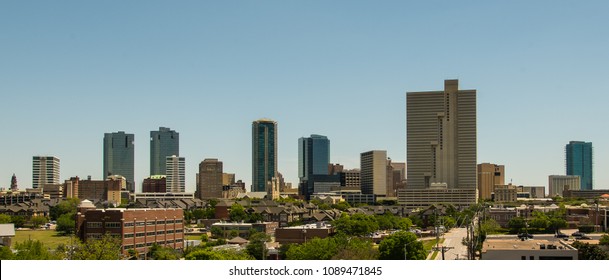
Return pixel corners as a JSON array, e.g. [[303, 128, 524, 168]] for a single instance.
[[33, 156, 60, 189], [166, 155, 185, 193]]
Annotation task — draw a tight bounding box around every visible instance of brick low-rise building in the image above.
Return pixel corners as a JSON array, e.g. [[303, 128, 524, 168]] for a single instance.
[[76, 200, 184, 258]]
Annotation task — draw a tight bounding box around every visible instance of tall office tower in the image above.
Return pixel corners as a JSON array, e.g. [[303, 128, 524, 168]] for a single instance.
[[32, 156, 60, 189], [252, 119, 277, 192], [299, 135, 330, 179], [10, 174, 18, 191], [360, 150, 387, 196], [406, 80, 477, 190], [198, 159, 223, 199], [566, 141, 593, 190], [298, 134, 331, 198], [549, 175, 580, 197], [103, 131, 135, 192], [150, 127, 179, 176], [166, 155, 185, 193], [477, 163, 505, 200]]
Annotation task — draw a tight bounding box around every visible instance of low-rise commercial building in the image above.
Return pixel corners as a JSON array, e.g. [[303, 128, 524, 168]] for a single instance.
[[482, 238, 578, 260], [275, 222, 335, 244]]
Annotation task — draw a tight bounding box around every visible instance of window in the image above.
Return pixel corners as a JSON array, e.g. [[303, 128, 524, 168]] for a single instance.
[[147, 231, 156, 236], [146, 221, 155, 226], [125, 233, 134, 238], [124, 222, 134, 227], [157, 220, 166, 225], [136, 232, 146, 237], [105, 222, 121, 228], [87, 222, 102, 228], [136, 221, 146, 227], [157, 231, 165, 235]]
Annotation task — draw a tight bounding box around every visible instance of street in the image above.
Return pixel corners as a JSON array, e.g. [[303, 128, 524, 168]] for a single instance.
[[429, 227, 469, 260]]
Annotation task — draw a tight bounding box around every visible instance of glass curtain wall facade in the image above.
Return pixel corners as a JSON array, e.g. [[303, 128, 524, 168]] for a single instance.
[[566, 141, 593, 190], [103, 131, 135, 192], [252, 119, 277, 192], [150, 127, 179, 176]]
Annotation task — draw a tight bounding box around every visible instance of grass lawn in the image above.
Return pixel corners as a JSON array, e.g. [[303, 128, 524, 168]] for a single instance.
[[422, 238, 444, 260], [13, 230, 72, 249], [185, 234, 205, 241]]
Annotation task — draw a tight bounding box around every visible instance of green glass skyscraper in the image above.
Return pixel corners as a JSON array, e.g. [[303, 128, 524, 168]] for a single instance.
[[150, 127, 179, 176], [566, 141, 593, 190], [103, 131, 135, 192], [252, 119, 277, 192]]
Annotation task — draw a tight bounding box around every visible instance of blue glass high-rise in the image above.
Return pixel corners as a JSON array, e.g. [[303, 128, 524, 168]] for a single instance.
[[566, 141, 593, 190], [298, 134, 331, 199]]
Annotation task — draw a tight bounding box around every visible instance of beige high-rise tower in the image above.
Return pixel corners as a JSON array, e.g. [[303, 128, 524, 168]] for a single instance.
[[477, 163, 505, 200], [406, 79, 477, 190]]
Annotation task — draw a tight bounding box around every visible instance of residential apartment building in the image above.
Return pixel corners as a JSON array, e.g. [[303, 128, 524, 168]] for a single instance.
[[166, 155, 185, 193], [32, 156, 60, 189]]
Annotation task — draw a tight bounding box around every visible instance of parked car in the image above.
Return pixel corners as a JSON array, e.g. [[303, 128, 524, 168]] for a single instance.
[[518, 233, 534, 239], [555, 232, 568, 238], [571, 231, 584, 237], [575, 234, 591, 240]]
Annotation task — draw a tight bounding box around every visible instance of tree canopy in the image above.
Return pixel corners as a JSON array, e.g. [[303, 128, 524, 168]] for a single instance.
[[378, 231, 426, 260]]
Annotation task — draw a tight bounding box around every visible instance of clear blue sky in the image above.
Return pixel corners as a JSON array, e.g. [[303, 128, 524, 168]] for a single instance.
[[1, 1, 608, 193]]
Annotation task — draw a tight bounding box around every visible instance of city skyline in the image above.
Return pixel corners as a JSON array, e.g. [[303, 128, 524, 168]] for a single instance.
[[1, 2, 609, 192]]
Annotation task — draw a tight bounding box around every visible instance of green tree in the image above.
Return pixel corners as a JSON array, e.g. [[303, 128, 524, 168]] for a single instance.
[[200, 234, 209, 242], [210, 226, 223, 238], [56, 213, 75, 235], [286, 237, 342, 260], [442, 216, 457, 229], [149, 243, 181, 260], [229, 230, 239, 239], [572, 241, 609, 260], [72, 233, 122, 260], [331, 237, 378, 260], [378, 231, 426, 260], [395, 217, 413, 230], [529, 211, 550, 231], [13, 240, 59, 260], [229, 203, 248, 222], [599, 234, 609, 246], [31, 216, 48, 229], [480, 219, 501, 235], [0, 245, 14, 260], [0, 214, 12, 224], [185, 248, 254, 260], [246, 232, 271, 260], [333, 213, 379, 236], [507, 217, 527, 233], [548, 217, 567, 232], [248, 212, 264, 223], [50, 198, 80, 220], [332, 201, 351, 211], [10, 216, 26, 228]]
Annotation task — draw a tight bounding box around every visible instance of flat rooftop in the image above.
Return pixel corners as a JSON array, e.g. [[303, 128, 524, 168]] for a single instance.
[[483, 239, 575, 252]]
